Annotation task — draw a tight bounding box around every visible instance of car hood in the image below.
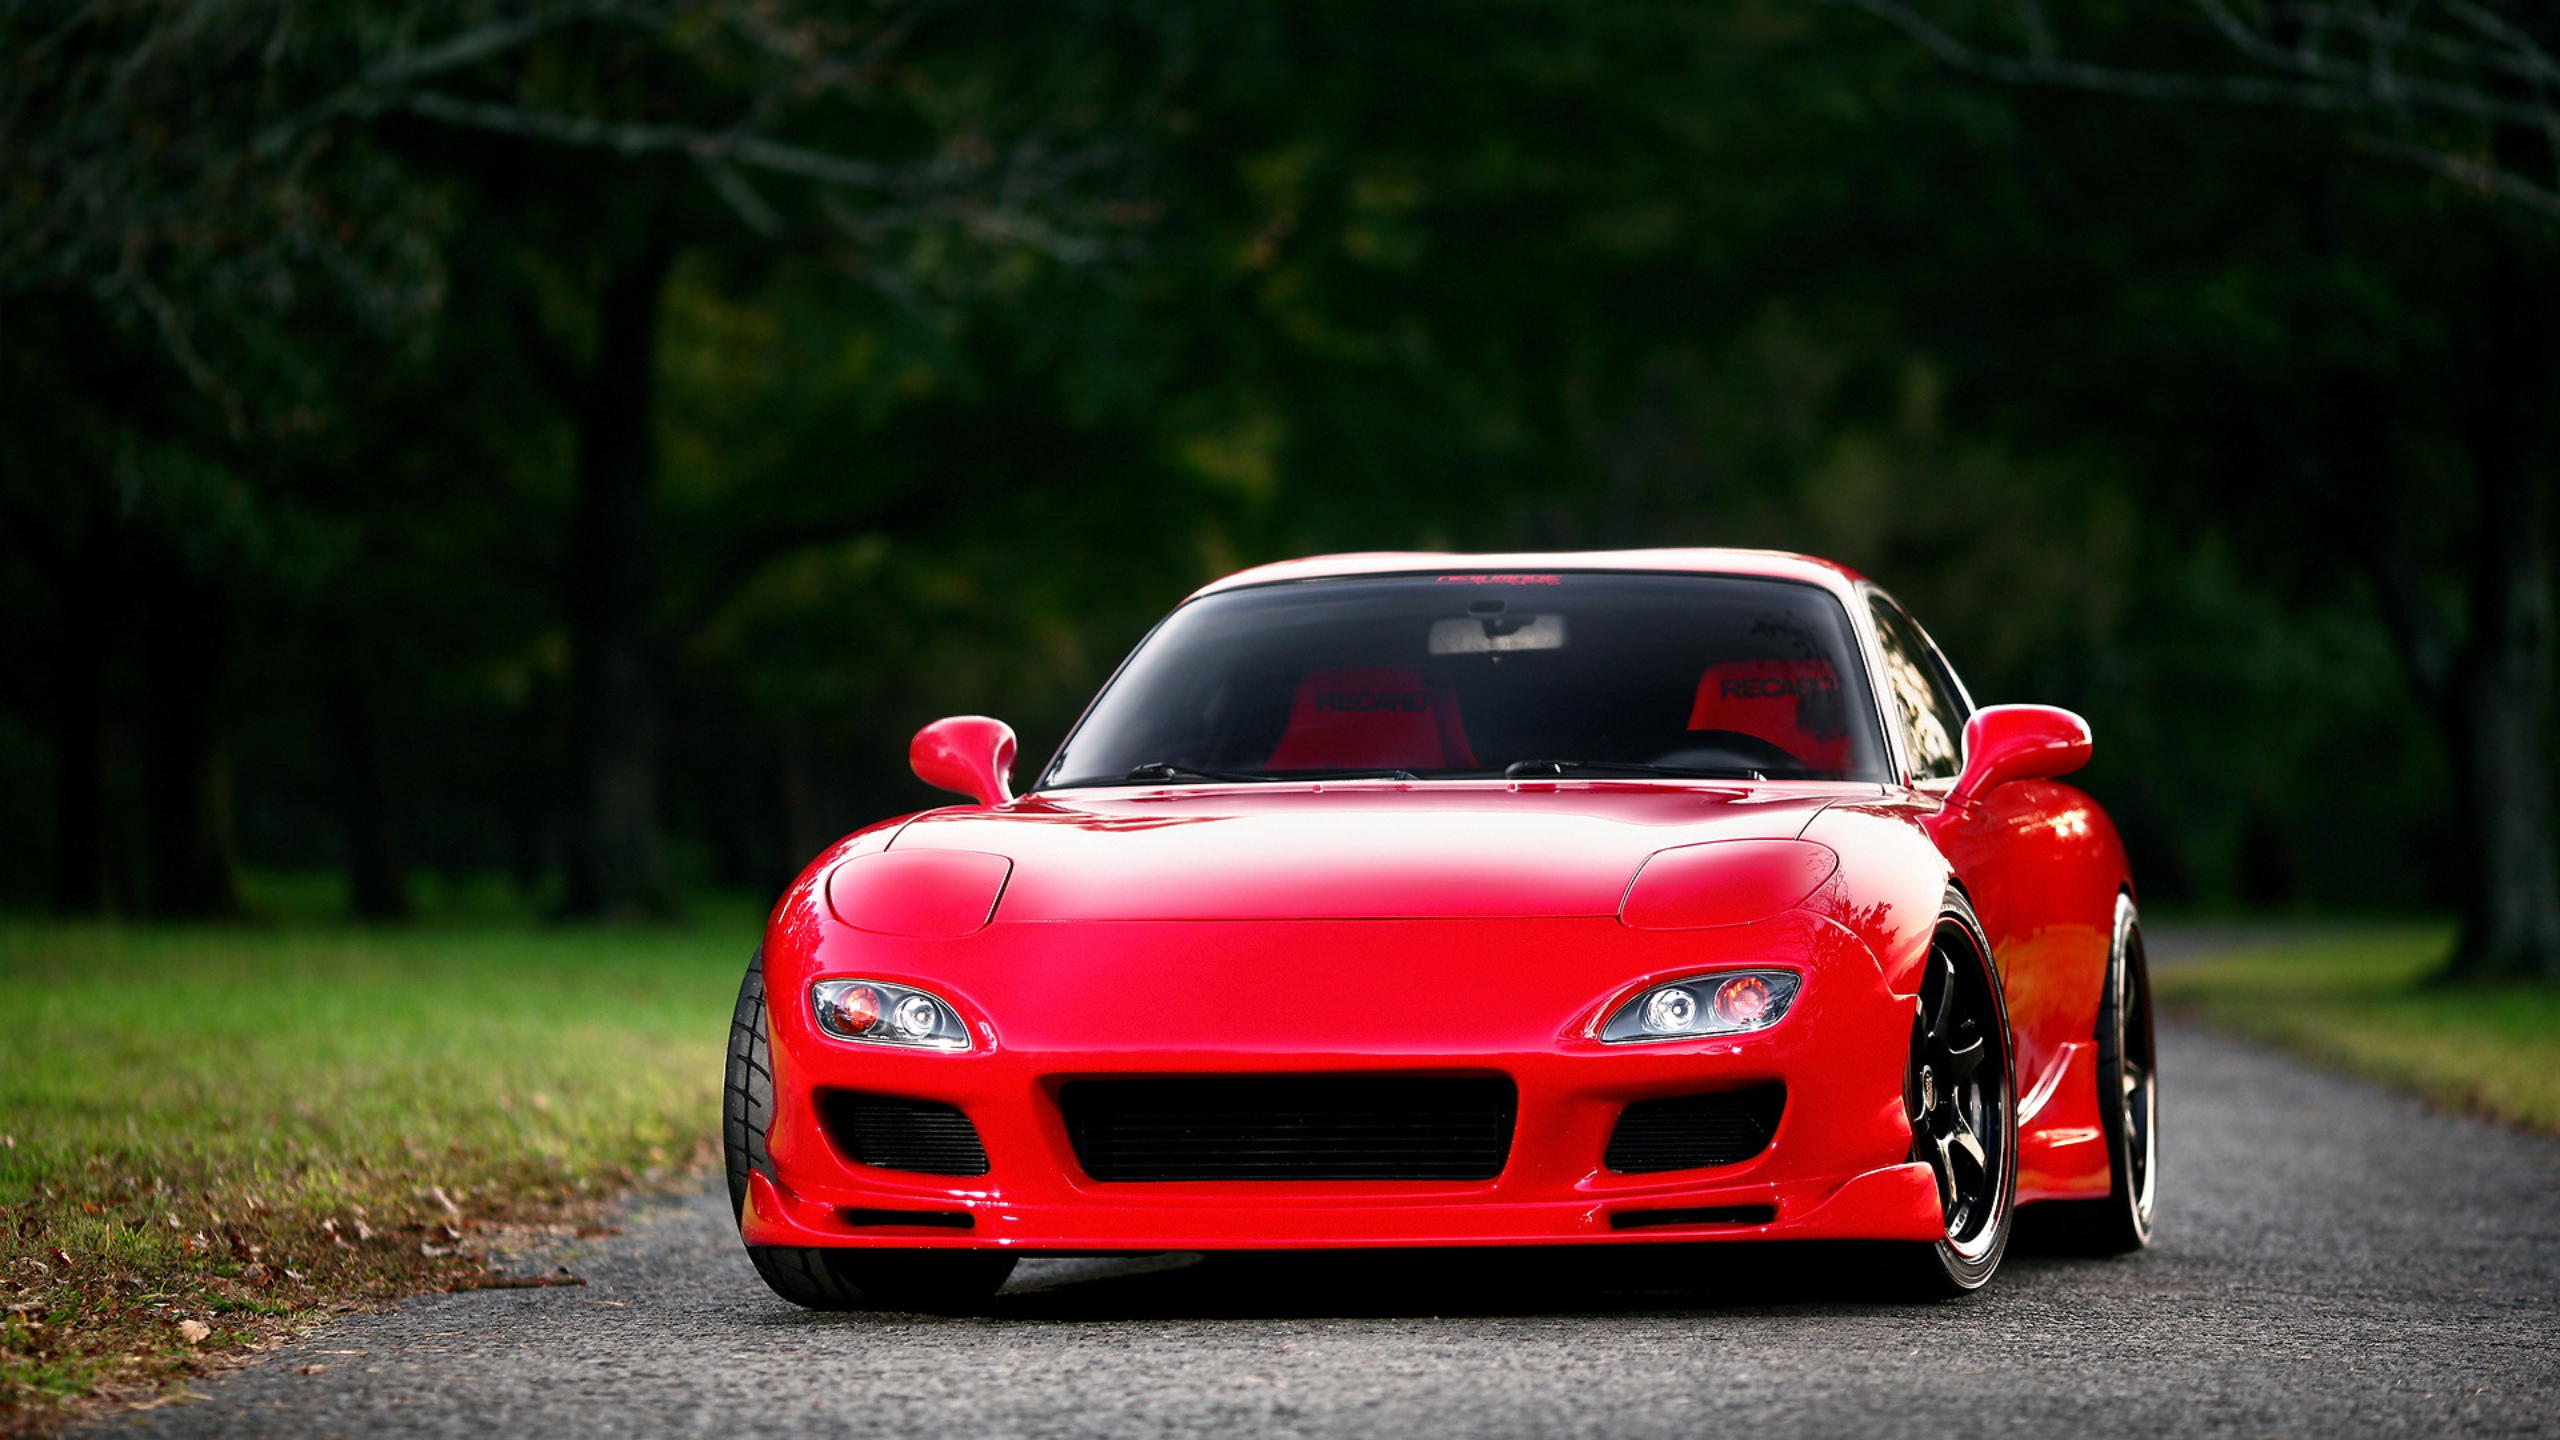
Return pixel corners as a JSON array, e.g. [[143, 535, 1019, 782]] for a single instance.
[[887, 782, 1861, 922]]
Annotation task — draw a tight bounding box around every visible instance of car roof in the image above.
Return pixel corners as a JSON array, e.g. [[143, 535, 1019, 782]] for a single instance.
[[1187, 548, 1871, 604]]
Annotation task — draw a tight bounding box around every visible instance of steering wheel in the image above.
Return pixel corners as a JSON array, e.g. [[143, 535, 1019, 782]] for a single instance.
[[1645, 729, 1809, 777]]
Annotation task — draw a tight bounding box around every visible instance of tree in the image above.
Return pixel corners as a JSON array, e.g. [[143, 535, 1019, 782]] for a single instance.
[[2, 0, 1140, 918], [1813, 0, 2560, 981]]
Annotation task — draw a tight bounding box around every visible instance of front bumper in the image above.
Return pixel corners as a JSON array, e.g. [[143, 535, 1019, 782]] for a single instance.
[[748, 912, 1944, 1251]]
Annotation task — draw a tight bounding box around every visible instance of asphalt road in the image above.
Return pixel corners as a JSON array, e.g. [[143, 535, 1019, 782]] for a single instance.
[[110, 1022, 2560, 1440]]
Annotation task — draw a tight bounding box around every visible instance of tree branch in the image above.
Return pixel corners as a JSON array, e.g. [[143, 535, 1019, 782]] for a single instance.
[[2355, 132, 2560, 215], [1817, 0, 2560, 213]]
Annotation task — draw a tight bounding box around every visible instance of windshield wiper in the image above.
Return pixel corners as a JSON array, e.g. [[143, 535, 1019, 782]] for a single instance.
[[1503, 758, 1767, 781], [1119, 763, 1424, 784], [1120, 763, 1283, 784]]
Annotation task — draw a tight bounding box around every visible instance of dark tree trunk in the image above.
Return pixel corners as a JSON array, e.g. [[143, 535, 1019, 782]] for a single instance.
[[50, 507, 116, 915], [139, 556, 239, 919], [2442, 532, 2560, 981], [561, 243, 676, 920], [2347, 241, 2560, 984], [326, 657, 411, 921], [2438, 242, 2560, 983]]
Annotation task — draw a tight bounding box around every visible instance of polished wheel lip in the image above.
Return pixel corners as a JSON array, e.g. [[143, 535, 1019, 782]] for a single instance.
[[2114, 895, 2158, 1232], [1909, 919, 2008, 1262]]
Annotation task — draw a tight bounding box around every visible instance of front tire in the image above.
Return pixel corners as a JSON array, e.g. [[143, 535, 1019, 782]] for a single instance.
[[722, 952, 1016, 1312], [1890, 889, 2018, 1297]]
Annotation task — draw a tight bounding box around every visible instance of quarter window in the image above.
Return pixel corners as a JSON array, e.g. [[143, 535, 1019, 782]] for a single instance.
[[1868, 596, 1968, 782]]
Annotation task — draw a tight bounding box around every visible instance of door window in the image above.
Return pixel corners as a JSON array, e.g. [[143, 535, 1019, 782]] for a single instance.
[[1869, 595, 1968, 782]]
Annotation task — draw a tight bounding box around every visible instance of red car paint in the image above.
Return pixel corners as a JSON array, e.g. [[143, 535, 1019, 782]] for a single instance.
[[743, 549, 2132, 1252]]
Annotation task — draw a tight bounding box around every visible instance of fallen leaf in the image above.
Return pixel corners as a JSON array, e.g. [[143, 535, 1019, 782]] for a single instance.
[[46, 1247, 72, 1269], [353, 1221, 375, 1243], [297, 1363, 325, 1375], [176, 1319, 210, 1345]]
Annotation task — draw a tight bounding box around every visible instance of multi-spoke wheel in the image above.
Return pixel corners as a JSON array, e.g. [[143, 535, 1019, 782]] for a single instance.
[[1896, 889, 2017, 1295], [2041, 893, 2157, 1254]]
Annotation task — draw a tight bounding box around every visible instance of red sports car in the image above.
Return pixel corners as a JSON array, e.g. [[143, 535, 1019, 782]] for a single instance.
[[724, 549, 2156, 1306]]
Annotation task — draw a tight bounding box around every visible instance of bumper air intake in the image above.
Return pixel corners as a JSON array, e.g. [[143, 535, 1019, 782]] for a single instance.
[[816, 1091, 990, 1176], [1603, 1083, 1786, 1174], [1060, 1075, 1516, 1182]]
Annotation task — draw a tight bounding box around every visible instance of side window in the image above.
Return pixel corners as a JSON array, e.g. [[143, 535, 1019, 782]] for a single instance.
[[1868, 596, 1968, 782]]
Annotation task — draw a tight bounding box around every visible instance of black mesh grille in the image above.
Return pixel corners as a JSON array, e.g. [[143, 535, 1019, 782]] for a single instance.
[[1060, 1075, 1516, 1182], [816, 1091, 989, 1176], [1603, 1084, 1785, 1174]]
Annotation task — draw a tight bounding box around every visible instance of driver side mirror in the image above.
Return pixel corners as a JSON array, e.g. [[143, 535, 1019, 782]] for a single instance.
[[910, 716, 1017, 807], [1949, 704, 2091, 807]]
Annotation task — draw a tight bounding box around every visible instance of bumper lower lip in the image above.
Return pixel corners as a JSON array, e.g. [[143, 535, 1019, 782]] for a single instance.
[[740, 1161, 1946, 1249]]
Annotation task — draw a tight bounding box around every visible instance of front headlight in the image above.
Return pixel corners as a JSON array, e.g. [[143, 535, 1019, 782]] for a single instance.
[[809, 979, 974, 1051], [1600, 970, 1800, 1044]]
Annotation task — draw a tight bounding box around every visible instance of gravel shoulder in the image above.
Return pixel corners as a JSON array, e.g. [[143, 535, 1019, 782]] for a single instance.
[[103, 1022, 2560, 1439]]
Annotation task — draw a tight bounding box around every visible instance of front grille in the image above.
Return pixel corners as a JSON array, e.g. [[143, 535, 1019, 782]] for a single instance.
[[816, 1091, 990, 1176], [1603, 1084, 1785, 1174], [1060, 1075, 1516, 1182]]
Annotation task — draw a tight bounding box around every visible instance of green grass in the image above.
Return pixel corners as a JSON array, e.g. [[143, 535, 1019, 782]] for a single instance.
[[0, 915, 756, 1430], [2155, 923, 2560, 1133]]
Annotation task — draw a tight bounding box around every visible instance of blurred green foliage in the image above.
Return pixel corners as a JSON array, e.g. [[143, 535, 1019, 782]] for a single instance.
[[1, 0, 2547, 926]]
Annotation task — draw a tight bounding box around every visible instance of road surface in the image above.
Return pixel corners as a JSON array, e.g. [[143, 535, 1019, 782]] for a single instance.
[[110, 1023, 2560, 1438]]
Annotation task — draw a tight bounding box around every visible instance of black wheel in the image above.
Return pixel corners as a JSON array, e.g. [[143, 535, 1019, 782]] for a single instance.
[[2038, 896, 2158, 1254], [1892, 890, 2017, 1296], [722, 952, 1016, 1312]]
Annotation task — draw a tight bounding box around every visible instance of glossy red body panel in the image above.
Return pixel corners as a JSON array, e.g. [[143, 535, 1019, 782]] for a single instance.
[[1621, 839, 1841, 931], [825, 849, 1014, 938], [750, 549, 2136, 1252], [901, 783, 1829, 922]]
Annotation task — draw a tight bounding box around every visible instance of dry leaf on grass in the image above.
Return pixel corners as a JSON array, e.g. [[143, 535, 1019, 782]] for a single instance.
[[175, 1319, 210, 1345]]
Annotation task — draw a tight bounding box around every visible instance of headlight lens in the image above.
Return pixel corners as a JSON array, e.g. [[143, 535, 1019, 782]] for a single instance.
[[810, 979, 973, 1051], [1601, 970, 1800, 1043]]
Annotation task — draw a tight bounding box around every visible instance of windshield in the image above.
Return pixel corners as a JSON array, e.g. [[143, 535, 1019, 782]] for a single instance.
[[1042, 572, 1892, 786]]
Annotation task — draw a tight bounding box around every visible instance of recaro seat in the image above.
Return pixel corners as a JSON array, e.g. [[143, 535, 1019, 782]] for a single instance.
[[1263, 665, 1479, 772]]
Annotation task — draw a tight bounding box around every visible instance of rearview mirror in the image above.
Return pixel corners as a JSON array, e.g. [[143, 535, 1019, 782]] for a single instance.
[[910, 716, 1017, 807], [1949, 704, 2091, 806]]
